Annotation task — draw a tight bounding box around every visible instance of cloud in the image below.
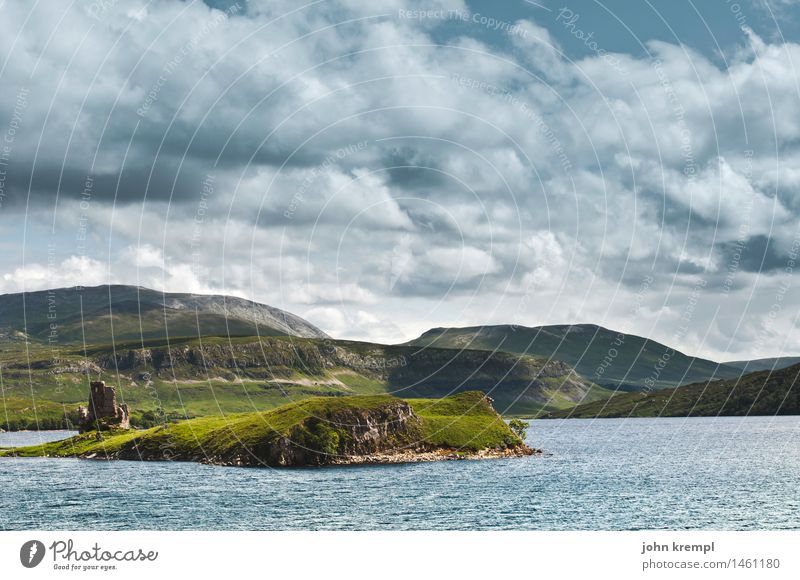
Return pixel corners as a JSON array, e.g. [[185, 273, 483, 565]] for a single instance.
[[302, 306, 348, 333], [303, 305, 407, 343], [122, 244, 165, 269], [0, 256, 107, 293], [2, 0, 800, 359]]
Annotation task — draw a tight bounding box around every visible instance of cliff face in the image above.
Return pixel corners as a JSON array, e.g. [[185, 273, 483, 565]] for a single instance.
[[1, 332, 604, 421], [84, 337, 600, 412], [94, 339, 333, 376], [254, 401, 422, 466]]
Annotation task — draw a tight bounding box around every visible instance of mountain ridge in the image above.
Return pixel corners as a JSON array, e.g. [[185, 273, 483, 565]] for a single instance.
[[406, 323, 748, 390], [0, 284, 329, 343], [722, 356, 800, 373]]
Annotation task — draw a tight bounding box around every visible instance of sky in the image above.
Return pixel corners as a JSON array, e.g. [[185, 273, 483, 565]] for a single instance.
[[1, 0, 799, 360]]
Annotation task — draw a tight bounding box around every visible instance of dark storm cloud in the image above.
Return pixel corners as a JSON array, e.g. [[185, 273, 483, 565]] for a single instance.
[[382, 146, 449, 190], [1, 157, 212, 208], [718, 235, 790, 274], [200, 0, 245, 13]]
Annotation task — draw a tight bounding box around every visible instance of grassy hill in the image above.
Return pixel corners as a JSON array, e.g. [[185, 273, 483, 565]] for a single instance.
[[0, 397, 78, 431], [0, 334, 612, 428], [406, 324, 744, 390], [723, 357, 800, 373], [1, 392, 531, 466], [547, 363, 800, 418], [0, 285, 328, 345]]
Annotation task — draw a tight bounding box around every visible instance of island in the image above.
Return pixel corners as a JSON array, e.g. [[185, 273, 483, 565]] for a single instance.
[[0, 386, 536, 467]]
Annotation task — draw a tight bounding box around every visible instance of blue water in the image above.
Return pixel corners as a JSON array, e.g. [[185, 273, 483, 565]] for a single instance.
[[1, 417, 798, 530]]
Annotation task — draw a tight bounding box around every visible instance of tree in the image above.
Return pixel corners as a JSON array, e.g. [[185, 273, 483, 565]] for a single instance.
[[508, 418, 529, 440]]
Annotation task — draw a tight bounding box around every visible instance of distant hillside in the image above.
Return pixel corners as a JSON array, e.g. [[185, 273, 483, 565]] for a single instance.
[[547, 363, 800, 418], [0, 285, 328, 344], [407, 324, 743, 390], [723, 357, 800, 373], [0, 335, 611, 428]]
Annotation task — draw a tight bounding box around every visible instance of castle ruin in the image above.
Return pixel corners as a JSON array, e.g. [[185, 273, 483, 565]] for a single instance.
[[77, 381, 130, 432]]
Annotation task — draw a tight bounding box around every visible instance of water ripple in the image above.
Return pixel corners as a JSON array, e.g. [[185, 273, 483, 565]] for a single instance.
[[1, 417, 798, 530]]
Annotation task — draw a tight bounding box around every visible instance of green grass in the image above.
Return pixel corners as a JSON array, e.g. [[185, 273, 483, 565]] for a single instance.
[[0, 392, 524, 463], [3, 428, 144, 457], [547, 363, 800, 418], [0, 397, 78, 430], [0, 370, 378, 430], [331, 370, 388, 394], [409, 392, 521, 450]]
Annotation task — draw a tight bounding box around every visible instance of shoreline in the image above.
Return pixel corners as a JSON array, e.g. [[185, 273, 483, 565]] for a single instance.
[[326, 445, 540, 466], [1, 444, 540, 467]]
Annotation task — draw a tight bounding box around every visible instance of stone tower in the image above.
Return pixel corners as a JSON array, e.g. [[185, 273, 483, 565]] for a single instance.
[[77, 381, 130, 432]]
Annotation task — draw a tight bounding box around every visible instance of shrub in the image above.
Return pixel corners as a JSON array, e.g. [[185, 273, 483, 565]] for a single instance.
[[508, 418, 529, 440], [292, 419, 341, 456]]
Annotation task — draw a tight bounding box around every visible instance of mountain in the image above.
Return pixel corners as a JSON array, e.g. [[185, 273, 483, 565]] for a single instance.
[[723, 357, 800, 373], [0, 285, 328, 344], [406, 324, 744, 390], [547, 363, 800, 418]]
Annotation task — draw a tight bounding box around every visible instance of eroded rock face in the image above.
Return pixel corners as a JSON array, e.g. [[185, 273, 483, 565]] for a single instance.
[[334, 401, 419, 454], [78, 381, 130, 432], [90, 338, 582, 390], [247, 401, 421, 467]]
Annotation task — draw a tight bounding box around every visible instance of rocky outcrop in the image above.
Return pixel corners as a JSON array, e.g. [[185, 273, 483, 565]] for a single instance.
[[260, 401, 421, 466], [93, 340, 331, 375], [78, 381, 129, 432]]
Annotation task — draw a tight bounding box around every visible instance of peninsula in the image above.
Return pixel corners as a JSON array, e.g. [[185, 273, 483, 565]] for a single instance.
[[0, 390, 535, 467]]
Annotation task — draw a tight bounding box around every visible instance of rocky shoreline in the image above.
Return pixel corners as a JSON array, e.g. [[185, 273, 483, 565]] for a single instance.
[[33, 443, 540, 467], [328, 445, 540, 466]]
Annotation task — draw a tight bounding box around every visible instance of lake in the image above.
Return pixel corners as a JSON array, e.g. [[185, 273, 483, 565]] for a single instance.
[[1, 416, 798, 530]]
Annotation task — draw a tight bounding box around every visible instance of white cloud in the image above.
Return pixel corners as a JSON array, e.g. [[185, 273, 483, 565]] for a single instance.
[[303, 305, 407, 343], [121, 244, 166, 269], [2, 1, 800, 359], [303, 306, 348, 334], [0, 256, 107, 293]]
